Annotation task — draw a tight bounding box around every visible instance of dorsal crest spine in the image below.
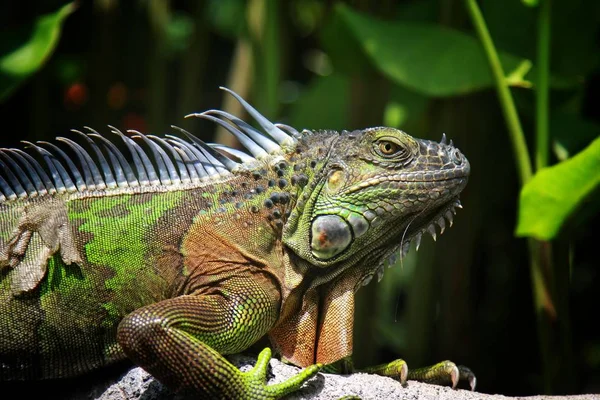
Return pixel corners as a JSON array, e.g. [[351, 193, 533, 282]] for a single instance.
[[0, 87, 300, 202]]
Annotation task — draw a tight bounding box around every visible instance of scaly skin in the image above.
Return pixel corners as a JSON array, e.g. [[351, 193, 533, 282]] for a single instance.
[[0, 89, 471, 398]]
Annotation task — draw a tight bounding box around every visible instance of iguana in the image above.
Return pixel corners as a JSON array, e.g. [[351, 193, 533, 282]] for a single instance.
[[0, 87, 474, 399]]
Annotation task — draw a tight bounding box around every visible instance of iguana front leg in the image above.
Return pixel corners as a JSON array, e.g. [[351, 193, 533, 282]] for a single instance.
[[117, 274, 321, 399]]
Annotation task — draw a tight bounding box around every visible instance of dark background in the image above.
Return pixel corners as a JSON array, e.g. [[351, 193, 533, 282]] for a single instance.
[[1, 0, 599, 396]]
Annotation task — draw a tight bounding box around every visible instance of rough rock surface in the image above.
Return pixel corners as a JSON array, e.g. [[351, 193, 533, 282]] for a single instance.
[[88, 355, 599, 400]]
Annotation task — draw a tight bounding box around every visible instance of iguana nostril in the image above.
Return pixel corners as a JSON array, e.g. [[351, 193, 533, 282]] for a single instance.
[[452, 149, 463, 165]]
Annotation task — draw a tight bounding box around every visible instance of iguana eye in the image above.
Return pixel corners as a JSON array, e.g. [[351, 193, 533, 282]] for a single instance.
[[375, 139, 403, 158], [379, 141, 398, 155]]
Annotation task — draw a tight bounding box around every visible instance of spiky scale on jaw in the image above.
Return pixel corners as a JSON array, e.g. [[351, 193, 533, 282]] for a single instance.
[[0, 87, 472, 398]]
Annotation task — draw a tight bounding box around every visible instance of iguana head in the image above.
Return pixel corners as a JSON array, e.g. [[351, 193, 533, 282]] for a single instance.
[[283, 126, 469, 281]]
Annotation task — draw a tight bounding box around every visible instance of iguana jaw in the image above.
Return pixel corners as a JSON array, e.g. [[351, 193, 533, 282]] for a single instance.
[[356, 195, 464, 287]]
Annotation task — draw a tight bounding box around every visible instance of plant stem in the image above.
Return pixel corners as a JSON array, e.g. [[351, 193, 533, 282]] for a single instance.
[[464, 0, 532, 185], [527, 238, 555, 393], [535, 0, 551, 170], [465, 0, 563, 393], [534, 1, 574, 393]]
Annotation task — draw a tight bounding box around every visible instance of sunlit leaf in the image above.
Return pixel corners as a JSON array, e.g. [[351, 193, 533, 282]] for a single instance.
[[335, 3, 533, 97], [522, 0, 539, 7], [0, 2, 76, 101], [516, 136, 600, 240]]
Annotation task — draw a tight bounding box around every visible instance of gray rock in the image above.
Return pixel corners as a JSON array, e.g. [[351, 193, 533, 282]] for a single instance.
[[92, 355, 600, 400]]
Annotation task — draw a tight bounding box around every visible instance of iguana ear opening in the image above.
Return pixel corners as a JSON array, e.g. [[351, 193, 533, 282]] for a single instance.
[[325, 169, 346, 194]]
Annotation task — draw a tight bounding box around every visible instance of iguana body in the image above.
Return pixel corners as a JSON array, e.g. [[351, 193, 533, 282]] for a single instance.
[[0, 88, 472, 398]]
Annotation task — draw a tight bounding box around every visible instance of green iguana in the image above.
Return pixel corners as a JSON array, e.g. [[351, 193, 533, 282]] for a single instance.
[[0, 87, 474, 399]]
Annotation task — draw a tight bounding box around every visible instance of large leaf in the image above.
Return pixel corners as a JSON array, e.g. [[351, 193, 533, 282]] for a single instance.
[[516, 136, 600, 240], [0, 2, 75, 101], [334, 3, 533, 97], [288, 73, 350, 131], [383, 84, 429, 132], [289, 72, 429, 134]]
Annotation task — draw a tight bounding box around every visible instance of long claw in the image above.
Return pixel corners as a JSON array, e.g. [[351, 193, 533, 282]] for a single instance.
[[359, 358, 408, 385], [470, 375, 477, 391], [406, 360, 475, 390], [458, 365, 477, 391], [450, 364, 459, 389], [399, 361, 408, 386]]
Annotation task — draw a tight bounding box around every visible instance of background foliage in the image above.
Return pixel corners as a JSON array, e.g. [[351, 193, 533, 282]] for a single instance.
[[1, 0, 599, 396]]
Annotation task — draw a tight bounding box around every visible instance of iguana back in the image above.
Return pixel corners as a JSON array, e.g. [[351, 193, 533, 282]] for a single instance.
[[0, 189, 204, 378]]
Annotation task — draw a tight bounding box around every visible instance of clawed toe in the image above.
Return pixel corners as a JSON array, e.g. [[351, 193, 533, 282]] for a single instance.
[[407, 360, 476, 390]]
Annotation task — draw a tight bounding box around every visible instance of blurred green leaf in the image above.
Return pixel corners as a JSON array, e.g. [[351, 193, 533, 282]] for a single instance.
[[334, 4, 535, 97], [522, 0, 539, 7], [289, 73, 349, 130], [206, 0, 246, 39], [483, 0, 600, 81], [291, 0, 325, 36], [53, 55, 85, 85], [516, 136, 600, 240], [391, 0, 438, 23], [320, 8, 372, 77], [482, 0, 536, 60], [384, 85, 428, 130], [164, 12, 195, 54], [0, 2, 75, 101]]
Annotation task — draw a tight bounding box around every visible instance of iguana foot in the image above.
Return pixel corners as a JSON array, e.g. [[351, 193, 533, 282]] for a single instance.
[[361, 359, 408, 385], [243, 348, 322, 399], [361, 358, 475, 391], [408, 361, 476, 390]]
